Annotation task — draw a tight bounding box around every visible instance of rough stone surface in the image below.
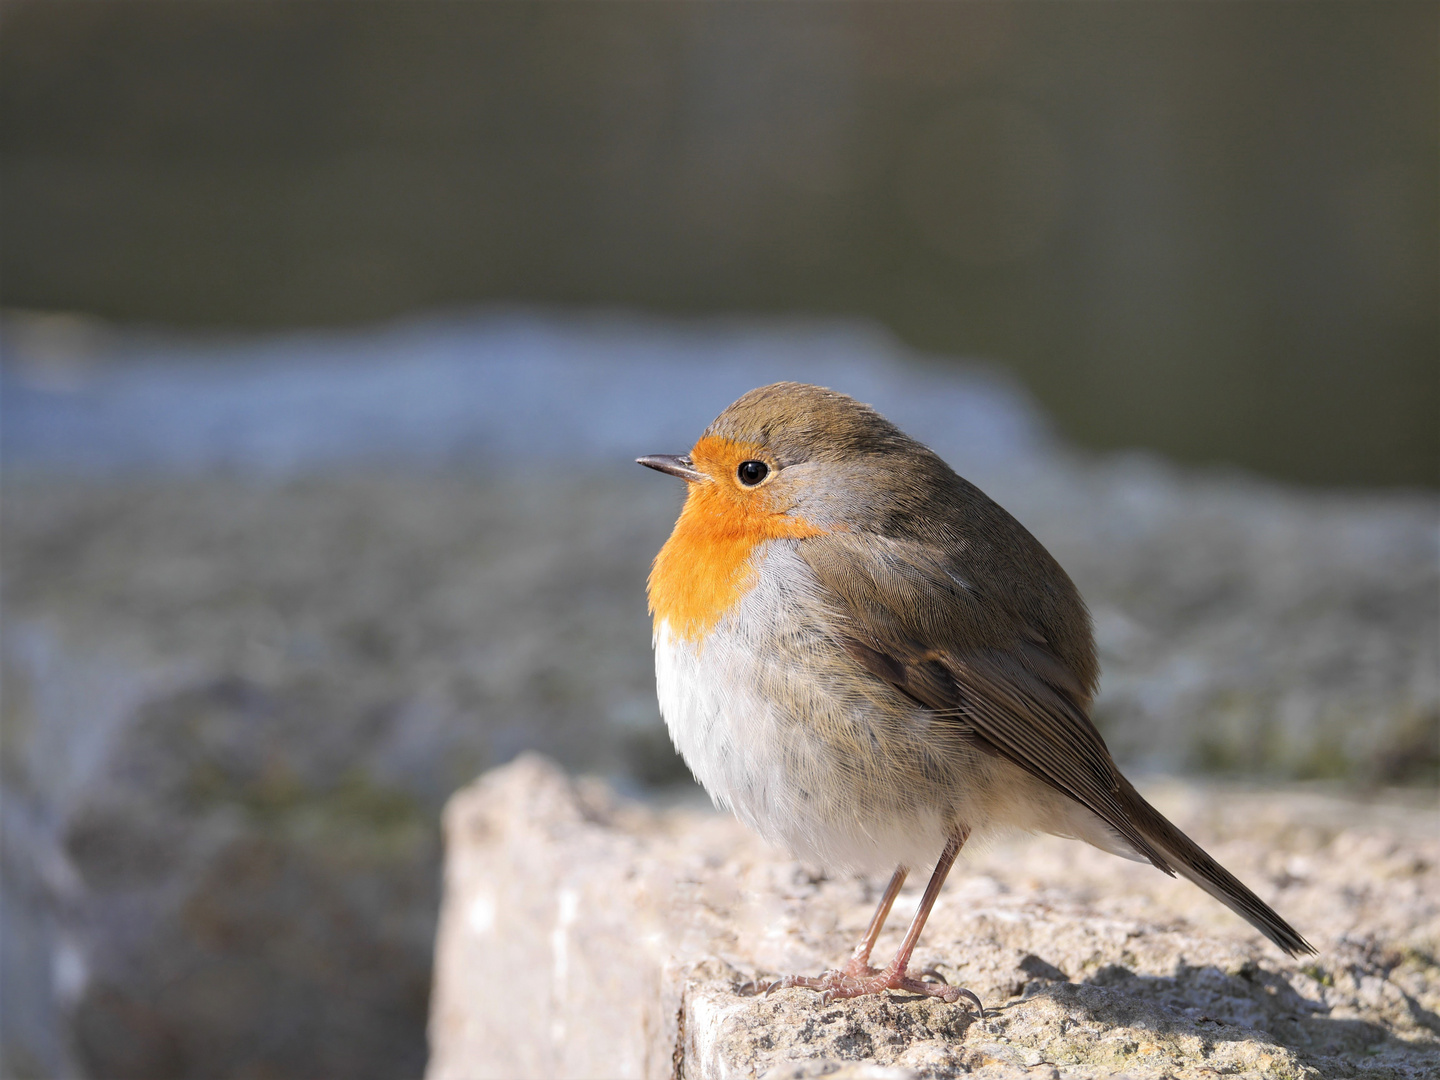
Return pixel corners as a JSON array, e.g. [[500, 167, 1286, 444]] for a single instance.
[[2, 466, 1434, 1077], [0, 475, 671, 1079], [429, 756, 1440, 1080]]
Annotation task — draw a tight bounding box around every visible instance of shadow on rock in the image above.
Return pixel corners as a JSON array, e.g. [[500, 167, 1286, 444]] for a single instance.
[[1070, 959, 1413, 1073]]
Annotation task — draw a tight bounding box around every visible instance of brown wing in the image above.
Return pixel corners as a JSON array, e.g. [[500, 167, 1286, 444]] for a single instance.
[[800, 531, 1173, 872]]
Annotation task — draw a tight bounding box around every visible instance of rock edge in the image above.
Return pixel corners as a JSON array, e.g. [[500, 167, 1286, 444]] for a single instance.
[[427, 755, 1439, 1080]]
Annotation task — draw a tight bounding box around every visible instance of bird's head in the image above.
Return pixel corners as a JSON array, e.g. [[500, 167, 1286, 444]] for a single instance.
[[638, 381, 948, 534]]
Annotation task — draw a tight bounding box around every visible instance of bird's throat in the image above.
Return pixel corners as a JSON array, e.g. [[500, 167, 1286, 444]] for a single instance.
[[648, 481, 824, 642]]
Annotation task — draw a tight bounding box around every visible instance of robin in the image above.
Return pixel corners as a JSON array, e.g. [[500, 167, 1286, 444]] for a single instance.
[[638, 382, 1312, 1010]]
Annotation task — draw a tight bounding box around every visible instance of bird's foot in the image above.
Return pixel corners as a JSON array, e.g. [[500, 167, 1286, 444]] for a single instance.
[[752, 960, 983, 1014]]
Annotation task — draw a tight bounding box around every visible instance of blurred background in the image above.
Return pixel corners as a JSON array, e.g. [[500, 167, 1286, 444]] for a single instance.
[[2, 3, 1436, 1078]]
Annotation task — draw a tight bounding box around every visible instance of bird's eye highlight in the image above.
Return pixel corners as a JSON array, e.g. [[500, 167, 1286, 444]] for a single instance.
[[736, 460, 769, 486]]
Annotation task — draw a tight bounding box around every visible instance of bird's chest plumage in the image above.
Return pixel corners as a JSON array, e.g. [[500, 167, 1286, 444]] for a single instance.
[[652, 544, 817, 819], [651, 541, 967, 874]]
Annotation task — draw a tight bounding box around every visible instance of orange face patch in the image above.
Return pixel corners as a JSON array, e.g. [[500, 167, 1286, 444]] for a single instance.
[[648, 435, 824, 642]]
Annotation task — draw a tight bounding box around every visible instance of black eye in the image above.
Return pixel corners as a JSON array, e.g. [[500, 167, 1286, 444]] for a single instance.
[[737, 460, 769, 486]]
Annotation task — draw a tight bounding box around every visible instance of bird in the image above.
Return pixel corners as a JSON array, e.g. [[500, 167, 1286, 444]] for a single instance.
[[637, 381, 1312, 1009]]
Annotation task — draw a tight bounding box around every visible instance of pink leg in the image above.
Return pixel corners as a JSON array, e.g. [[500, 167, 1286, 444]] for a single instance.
[[843, 865, 908, 975], [740, 865, 906, 995], [763, 830, 983, 1014]]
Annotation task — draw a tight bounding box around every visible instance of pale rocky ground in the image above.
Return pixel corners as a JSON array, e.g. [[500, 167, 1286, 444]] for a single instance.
[[429, 756, 1440, 1080], [2, 468, 1435, 1079]]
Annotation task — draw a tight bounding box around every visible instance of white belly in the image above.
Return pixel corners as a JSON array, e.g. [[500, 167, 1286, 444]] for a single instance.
[[651, 547, 960, 874], [653, 544, 1143, 877]]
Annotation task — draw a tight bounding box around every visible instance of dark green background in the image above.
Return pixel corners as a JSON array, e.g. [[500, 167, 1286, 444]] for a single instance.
[[3, 1, 1436, 486]]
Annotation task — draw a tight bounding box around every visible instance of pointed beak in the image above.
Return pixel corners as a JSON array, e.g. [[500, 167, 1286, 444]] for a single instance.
[[636, 454, 706, 483]]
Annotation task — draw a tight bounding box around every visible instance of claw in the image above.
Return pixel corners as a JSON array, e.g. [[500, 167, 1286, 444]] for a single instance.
[[918, 967, 949, 985], [762, 978, 782, 997], [955, 986, 985, 1018]]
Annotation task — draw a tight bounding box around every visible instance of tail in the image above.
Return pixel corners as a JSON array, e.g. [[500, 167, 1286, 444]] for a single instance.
[[1119, 779, 1315, 957]]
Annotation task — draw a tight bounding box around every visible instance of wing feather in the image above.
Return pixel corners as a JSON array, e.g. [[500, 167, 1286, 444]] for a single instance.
[[801, 531, 1173, 872]]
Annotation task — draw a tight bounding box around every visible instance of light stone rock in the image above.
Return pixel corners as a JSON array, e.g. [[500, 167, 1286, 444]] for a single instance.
[[3, 468, 1433, 1076], [428, 755, 1440, 1080], [1, 475, 675, 1079]]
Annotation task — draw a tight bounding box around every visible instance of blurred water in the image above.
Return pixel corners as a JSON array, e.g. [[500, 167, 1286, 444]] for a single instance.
[[1, 309, 1048, 478]]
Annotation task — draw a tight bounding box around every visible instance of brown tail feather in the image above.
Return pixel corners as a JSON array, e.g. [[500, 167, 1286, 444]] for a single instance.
[[1120, 780, 1315, 957]]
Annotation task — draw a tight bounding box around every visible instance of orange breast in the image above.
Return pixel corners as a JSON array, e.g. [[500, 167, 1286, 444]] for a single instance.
[[648, 437, 825, 642]]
